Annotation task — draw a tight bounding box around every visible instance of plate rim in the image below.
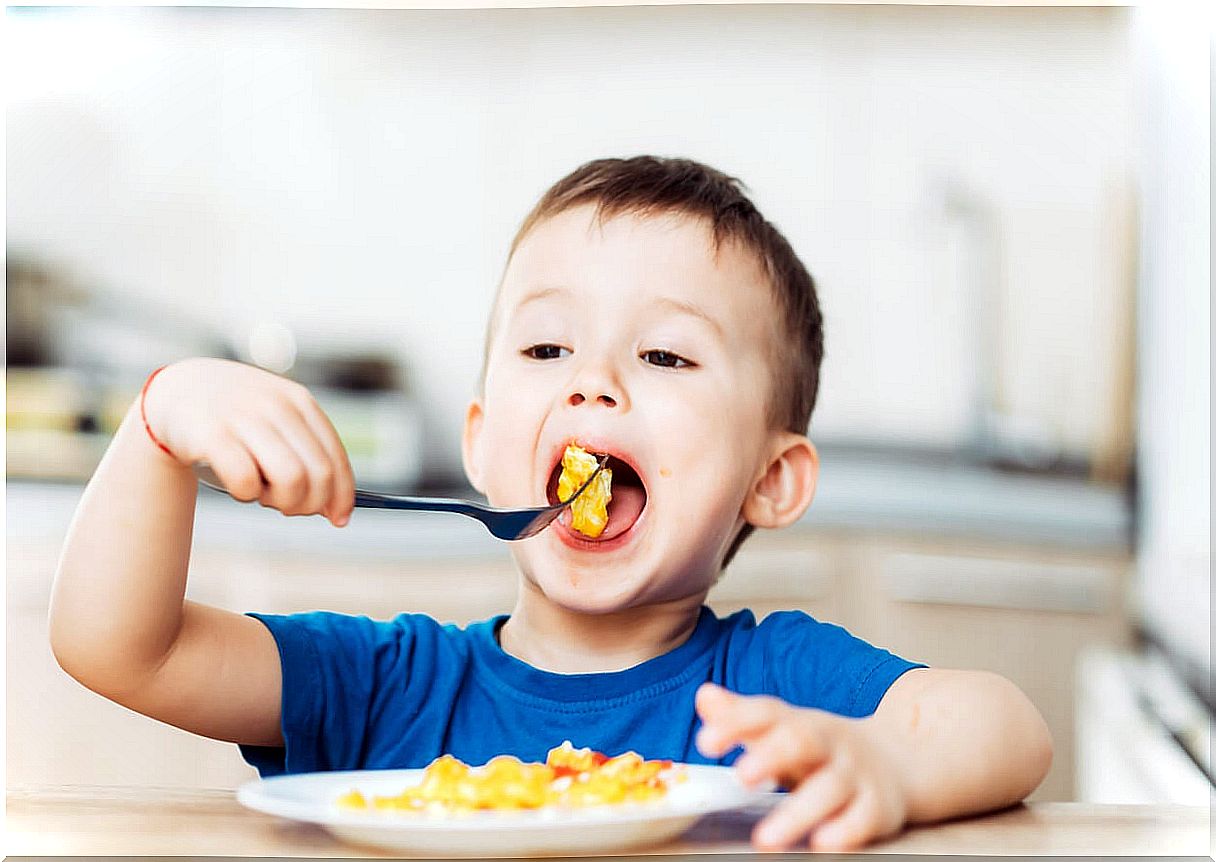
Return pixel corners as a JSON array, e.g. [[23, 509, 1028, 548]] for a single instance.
[[237, 763, 766, 831]]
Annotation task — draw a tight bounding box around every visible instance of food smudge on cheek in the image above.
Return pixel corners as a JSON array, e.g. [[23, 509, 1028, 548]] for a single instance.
[[659, 467, 672, 478]]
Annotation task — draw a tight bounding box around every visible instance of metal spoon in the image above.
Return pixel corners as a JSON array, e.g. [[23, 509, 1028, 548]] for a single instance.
[[193, 455, 608, 541]]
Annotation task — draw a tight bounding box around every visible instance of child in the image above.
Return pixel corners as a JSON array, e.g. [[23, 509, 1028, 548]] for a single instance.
[[51, 156, 1051, 852]]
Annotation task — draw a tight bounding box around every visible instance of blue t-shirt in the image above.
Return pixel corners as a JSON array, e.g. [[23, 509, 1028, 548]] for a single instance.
[[240, 606, 923, 777]]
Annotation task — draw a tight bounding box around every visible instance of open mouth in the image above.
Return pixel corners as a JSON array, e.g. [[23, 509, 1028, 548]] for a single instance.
[[545, 447, 648, 542]]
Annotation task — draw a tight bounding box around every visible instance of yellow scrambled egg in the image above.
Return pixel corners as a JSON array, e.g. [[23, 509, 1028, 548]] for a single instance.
[[556, 443, 613, 538], [335, 742, 674, 813]]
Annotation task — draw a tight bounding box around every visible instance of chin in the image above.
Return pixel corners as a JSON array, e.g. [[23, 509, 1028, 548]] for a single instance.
[[529, 567, 643, 615], [513, 534, 654, 614]]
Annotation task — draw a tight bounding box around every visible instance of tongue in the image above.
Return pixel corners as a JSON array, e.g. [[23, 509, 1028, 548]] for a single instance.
[[597, 484, 646, 540]]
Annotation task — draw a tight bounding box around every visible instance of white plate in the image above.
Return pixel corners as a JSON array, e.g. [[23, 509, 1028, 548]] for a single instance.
[[238, 764, 767, 856]]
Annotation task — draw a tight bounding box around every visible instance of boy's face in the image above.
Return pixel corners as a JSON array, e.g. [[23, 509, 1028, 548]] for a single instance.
[[464, 204, 784, 613]]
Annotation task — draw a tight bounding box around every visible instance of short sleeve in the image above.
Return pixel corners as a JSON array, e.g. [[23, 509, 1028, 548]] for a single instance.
[[238, 611, 418, 776], [758, 611, 925, 717]]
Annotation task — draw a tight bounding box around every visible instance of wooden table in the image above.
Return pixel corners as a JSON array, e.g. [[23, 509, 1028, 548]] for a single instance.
[[5, 785, 1209, 857]]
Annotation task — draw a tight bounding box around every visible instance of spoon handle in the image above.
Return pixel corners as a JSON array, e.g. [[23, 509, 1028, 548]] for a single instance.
[[352, 490, 478, 516], [194, 462, 481, 516]]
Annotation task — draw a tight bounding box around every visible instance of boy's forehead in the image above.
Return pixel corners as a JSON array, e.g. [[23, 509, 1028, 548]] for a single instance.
[[498, 204, 767, 312]]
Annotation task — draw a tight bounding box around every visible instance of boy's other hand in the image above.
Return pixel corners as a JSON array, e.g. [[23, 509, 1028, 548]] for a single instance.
[[695, 682, 907, 852], [143, 358, 356, 527]]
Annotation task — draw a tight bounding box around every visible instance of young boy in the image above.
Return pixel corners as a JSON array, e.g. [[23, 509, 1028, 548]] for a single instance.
[[51, 156, 1051, 852]]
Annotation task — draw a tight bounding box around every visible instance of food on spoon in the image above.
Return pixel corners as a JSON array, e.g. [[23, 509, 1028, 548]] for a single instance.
[[557, 443, 613, 538], [335, 741, 676, 813]]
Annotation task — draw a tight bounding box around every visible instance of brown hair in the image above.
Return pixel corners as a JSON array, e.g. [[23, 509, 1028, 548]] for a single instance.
[[496, 156, 824, 567]]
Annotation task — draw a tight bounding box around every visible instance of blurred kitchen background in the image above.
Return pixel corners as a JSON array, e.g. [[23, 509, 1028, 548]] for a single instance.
[[6, 3, 1210, 806]]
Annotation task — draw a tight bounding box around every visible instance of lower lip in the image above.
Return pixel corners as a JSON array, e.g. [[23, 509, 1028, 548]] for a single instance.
[[552, 504, 647, 552]]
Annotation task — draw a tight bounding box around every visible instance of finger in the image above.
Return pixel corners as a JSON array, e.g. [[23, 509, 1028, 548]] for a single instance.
[[696, 683, 780, 729], [695, 684, 784, 756], [733, 721, 830, 788], [752, 766, 855, 851], [288, 393, 355, 526], [230, 416, 312, 515], [269, 406, 338, 523], [809, 788, 883, 853], [205, 430, 264, 502]]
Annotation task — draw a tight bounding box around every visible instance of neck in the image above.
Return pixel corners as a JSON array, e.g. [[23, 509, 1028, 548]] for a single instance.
[[499, 581, 709, 674]]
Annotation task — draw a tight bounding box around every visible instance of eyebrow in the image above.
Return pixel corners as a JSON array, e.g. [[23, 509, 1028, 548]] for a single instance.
[[510, 286, 724, 338], [514, 285, 573, 311], [653, 296, 724, 338], [497, 285, 574, 337]]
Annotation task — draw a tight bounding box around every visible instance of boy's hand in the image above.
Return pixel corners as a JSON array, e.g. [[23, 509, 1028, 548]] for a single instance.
[[143, 358, 355, 527], [695, 682, 907, 852]]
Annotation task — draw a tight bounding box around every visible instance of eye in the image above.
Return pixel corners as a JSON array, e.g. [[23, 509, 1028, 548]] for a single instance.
[[522, 344, 570, 361], [640, 350, 694, 369]]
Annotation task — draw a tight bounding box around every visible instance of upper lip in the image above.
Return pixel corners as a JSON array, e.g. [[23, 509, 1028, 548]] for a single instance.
[[542, 435, 647, 505]]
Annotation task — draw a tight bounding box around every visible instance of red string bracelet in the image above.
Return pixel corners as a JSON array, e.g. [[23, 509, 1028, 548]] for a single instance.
[[140, 365, 177, 460]]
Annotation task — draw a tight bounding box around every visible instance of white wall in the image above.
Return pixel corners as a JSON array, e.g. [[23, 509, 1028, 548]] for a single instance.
[[1129, 2, 1211, 678], [7, 5, 1132, 476]]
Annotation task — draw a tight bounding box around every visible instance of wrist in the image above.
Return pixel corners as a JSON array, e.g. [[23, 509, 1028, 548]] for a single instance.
[[856, 714, 918, 824], [139, 364, 185, 465]]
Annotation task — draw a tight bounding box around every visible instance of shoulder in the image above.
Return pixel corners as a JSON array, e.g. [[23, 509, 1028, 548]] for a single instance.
[[246, 610, 476, 665], [714, 607, 924, 716], [752, 608, 857, 647], [714, 607, 843, 649], [750, 608, 822, 635], [716, 608, 863, 664], [248, 608, 442, 640]]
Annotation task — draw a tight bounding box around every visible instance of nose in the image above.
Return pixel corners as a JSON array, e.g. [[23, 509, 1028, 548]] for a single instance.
[[568, 391, 617, 408], [566, 359, 628, 411]]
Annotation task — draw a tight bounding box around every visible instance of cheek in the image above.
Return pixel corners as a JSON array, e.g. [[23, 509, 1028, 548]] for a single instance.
[[655, 384, 757, 464], [668, 469, 750, 528], [647, 393, 758, 519], [478, 381, 550, 503]]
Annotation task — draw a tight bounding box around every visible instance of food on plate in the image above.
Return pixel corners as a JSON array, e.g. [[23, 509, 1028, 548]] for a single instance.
[[557, 444, 613, 538], [336, 741, 677, 813]]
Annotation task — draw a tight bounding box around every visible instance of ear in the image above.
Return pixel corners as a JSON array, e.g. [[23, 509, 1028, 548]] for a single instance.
[[741, 433, 819, 529], [461, 398, 487, 494]]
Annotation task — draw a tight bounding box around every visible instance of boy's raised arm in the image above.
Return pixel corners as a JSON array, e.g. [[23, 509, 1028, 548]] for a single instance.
[[49, 358, 356, 746]]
